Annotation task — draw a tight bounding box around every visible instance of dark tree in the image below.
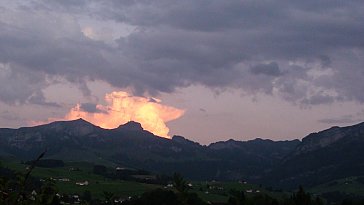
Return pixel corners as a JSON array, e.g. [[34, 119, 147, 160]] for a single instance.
[[228, 189, 246, 205], [82, 190, 92, 202], [102, 191, 115, 204], [291, 186, 311, 205], [173, 172, 189, 194], [93, 165, 107, 175]]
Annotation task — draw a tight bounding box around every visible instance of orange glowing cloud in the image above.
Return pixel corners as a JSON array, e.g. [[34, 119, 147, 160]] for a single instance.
[[62, 91, 184, 138]]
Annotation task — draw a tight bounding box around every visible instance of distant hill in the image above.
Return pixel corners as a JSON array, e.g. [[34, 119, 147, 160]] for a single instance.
[[264, 122, 364, 189], [1, 119, 364, 190]]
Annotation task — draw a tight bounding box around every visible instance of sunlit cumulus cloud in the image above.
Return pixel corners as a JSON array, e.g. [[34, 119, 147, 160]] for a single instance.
[[60, 91, 184, 138]]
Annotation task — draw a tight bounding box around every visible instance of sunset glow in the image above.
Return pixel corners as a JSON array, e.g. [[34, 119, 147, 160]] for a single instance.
[[62, 91, 184, 138]]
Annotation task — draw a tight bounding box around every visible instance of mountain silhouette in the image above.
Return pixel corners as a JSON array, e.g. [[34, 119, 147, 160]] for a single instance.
[[1, 119, 363, 189]]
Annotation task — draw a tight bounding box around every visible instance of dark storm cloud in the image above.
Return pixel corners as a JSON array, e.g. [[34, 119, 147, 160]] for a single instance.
[[80, 103, 104, 113], [300, 94, 335, 105], [318, 115, 358, 124], [28, 91, 60, 107], [1, 0, 364, 105], [318, 55, 331, 68], [0, 111, 21, 121], [0, 61, 51, 105], [250, 62, 282, 76]]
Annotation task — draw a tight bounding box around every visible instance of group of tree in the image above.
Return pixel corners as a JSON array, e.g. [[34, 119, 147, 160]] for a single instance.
[[0, 152, 60, 205], [24, 159, 65, 168], [226, 186, 364, 205], [92, 164, 170, 185], [122, 173, 207, 205], [226, 186, 320, 205]]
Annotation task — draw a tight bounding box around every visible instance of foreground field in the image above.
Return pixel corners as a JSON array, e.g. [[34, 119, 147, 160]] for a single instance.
[[1, 159, 160, 199], [1, 158, 283, 203], [2, 157, 364, 204], [309, 176, 364, 199]]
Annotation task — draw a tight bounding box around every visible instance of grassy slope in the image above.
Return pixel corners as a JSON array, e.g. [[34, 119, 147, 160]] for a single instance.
[[308, 176, 364, 197], [1, 158, 160, 198], [190, 181, 289, 203], [3, 158, 363, 202], [1, 158, 282, 202]]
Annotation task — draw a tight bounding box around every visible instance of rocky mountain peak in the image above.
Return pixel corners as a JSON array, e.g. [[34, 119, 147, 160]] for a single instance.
[[39, 118, 99, 137], [208, 139, 240, 150], [172, 135, 201, 146], [293, 122, 364, 155], [117, 121, 144, 131]]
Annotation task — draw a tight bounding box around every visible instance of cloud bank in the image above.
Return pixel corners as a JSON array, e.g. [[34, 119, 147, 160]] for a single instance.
[[48, 91, 184, 138], [0, 0, 364, 106]]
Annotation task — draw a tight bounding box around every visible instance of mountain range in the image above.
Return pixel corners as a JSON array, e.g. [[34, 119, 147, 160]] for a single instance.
[[1, 118, 364, 189]]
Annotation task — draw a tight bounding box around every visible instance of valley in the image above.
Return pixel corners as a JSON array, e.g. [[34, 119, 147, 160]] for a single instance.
[[1, 119, 364, 204]]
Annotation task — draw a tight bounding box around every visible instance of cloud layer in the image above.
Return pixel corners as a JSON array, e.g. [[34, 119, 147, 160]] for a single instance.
[[44, 91, 184, 138], [1, 0, 364, 106]]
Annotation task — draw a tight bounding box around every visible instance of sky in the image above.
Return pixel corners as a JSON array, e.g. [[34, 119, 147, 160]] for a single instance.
[[1, 0, 364, 144]]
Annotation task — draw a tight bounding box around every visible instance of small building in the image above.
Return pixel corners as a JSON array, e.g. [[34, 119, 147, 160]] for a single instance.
[[75, 181, 89, 186]]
